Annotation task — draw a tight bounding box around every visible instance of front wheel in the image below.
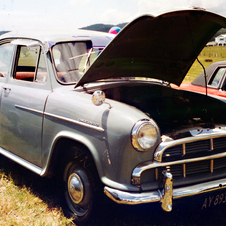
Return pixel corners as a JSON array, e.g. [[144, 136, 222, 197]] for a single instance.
[[63, 161, 96, 225]]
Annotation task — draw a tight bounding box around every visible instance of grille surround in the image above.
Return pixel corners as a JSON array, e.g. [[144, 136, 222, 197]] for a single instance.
[[132, 129, 226, 187], [161, 137, 226, 162]]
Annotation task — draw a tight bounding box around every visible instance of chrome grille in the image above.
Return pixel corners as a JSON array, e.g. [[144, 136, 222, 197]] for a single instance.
[[162, 137, 226, 162], [214, 137, 226, 149], [186, 160, 210, 175], [157, 157, 226, 180], [133, 131, 226, 187]]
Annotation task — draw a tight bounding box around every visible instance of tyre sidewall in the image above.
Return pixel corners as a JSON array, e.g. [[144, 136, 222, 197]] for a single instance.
[[64, 162, 95, 225]]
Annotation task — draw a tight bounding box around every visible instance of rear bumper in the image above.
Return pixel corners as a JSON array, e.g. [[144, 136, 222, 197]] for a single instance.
[[104, 176, 226, 211]]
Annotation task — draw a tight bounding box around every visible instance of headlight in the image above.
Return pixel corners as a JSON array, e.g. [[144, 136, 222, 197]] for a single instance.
[[131, 120, 158, 152]]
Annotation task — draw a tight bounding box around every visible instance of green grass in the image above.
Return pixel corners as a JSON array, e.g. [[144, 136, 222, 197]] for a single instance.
[[0, 156, 74, 226], [183, 46, 226, 83]]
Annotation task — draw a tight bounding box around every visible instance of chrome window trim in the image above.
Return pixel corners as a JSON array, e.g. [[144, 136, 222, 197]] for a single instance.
[[15, 104, 105, 132]]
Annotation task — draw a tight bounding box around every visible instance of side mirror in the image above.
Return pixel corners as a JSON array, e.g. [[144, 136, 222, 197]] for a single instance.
[[92, 90, 106, 106], [91, 90, 112, 109]]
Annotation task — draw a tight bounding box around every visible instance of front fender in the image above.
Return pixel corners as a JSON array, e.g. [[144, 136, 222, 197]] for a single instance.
[[41, 89, 160, 190]]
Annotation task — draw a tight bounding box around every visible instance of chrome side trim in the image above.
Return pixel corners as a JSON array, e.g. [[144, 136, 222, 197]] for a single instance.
[[15, 104, 43, 115], [15, 104, 105, 132], [0, 147, 42, 175], [132, 151, 226, 185], [104, 178, 226, 205], [44, 112, 105, 132], [155, 129, 226, 162]]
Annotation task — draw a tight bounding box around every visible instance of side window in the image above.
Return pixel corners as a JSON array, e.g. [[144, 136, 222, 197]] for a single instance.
[[0, 43, 14, 78], [208, 67, 226, 88], [14, 45, 47, 83]]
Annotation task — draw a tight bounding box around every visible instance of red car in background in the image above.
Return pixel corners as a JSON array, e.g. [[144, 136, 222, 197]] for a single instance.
[[180, 61, 226, 98]]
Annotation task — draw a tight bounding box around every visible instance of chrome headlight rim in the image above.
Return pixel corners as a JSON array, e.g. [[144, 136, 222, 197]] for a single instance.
[[131, 119, 158, 152]]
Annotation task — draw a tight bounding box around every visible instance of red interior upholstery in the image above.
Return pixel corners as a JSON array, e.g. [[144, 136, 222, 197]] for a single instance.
[[15, 72, 34, 80]]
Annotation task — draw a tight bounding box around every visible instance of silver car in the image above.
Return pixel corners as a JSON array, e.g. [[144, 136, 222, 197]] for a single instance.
[[1, 9, 226, 224]]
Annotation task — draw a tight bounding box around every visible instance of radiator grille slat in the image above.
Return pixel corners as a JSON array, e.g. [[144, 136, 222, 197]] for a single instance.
[[186, 160, 210, 175], [162, 137, 226, 162], [156, 157, 226, 181]]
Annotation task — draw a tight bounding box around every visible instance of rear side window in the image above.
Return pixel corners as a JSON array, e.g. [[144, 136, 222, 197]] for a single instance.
[[0, 43, 14, 78]]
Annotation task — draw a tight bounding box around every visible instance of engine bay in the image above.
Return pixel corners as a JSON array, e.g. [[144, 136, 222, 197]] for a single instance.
[[86, 80, 226, 134]]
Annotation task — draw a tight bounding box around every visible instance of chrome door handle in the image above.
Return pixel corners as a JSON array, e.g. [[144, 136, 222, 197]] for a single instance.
[[2, 86, 11, 90], [2, 86, 11, 92]]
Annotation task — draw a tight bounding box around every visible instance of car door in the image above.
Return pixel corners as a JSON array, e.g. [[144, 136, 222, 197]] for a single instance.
[[0, 41, 52, 167], [0, 42, 15, 145]]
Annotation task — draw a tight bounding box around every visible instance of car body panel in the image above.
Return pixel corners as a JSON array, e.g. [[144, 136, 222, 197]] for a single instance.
[[1, 81, 51, 166], [41, 86, 160, 189], [180, 83, 226, 98]]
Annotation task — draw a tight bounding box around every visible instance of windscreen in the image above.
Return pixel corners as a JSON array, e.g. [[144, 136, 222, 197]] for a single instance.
[[52, 41, 95, 84]]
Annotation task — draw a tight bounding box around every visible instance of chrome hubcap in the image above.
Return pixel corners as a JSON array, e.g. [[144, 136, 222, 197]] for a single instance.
[[68, 173, 84, 204]]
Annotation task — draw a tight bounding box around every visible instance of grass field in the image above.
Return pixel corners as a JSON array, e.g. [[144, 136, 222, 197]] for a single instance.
[[0, 46, 226, 225], [183, 46, 226, 83], [0, 156, 74, 226]]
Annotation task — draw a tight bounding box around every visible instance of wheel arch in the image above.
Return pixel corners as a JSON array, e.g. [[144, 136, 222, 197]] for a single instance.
[[41, 131, 102, 180]]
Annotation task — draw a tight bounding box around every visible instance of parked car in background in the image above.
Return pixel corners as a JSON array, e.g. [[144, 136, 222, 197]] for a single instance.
[[180, 61, 226, 98], [1, 9, 226, 225]]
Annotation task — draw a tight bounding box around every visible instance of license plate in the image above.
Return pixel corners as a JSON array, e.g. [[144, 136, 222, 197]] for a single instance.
[[201, 192, 226, 209]]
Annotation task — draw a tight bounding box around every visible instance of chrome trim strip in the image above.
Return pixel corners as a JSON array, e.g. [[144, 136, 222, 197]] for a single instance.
[[182, 143, 186, 155], [210, 138, 214, 151], [0, 147, 42, 175], [132, 151, 226, 183], [44, 112, 105, 132], [104, 186, 161, 205], [154, 129, 226, 162], [15, 105, 105, 132], [15, 104, 43, 115], [183, 163, 186, 178], [210, 159, 214, 173], [104, 178, 226, 205]]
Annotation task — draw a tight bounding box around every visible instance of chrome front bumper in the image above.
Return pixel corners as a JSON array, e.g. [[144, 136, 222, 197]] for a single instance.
[[104, 174, 226, 212]]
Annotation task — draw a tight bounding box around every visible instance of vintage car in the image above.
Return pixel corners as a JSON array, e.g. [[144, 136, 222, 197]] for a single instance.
[[180, 61, 226, 98], [1, 9, 226, 224]]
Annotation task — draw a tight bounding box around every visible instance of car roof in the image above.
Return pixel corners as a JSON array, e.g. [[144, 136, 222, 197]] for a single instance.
[[0, 29, 115, 50]]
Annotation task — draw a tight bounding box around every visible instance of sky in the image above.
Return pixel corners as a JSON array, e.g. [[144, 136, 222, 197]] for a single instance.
[[0, 0, 226, 32]]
